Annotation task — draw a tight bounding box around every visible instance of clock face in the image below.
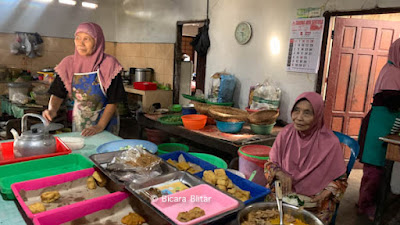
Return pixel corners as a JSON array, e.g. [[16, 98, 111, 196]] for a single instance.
[[235, 22, 252, 45]]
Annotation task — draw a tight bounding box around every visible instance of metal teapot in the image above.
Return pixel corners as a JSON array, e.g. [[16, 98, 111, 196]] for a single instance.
[[10, 113, 57, 157]]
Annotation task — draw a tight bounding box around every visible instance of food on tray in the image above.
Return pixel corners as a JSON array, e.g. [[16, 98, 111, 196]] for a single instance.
[[166, 153, 204, 174], [28, 202, 46, 214], [139, 187, 163, 202], [40, 190, 60, 203], [241, 208, 309, 225], [87, 176, 97, 189], [92, 171, 107, 187], [121, 212, 146, 225], [202, 169, 250, 202], [177, 206, 205, 222], [126, 153, 159, 167]]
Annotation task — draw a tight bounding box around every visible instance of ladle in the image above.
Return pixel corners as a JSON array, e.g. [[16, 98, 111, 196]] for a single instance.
[[275, 180, 284, 225]]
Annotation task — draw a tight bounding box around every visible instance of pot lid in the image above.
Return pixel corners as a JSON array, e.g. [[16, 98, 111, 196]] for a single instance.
[[41, 68, 54, 72], [7, 82, 31, 88], [31, 123, 64, 132], [135, 68, 152, 72], [21, 128, 45, 139]]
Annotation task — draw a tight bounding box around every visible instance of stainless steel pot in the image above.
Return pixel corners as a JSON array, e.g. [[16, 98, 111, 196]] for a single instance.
[[237, 202, 324, 225], [134, 68, 153, 82]]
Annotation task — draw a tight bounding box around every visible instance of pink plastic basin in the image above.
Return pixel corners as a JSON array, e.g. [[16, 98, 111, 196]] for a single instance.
[[151, 184, 239, 225]]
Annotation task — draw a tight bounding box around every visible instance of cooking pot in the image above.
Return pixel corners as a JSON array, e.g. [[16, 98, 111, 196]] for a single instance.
[[10, 113, 57, 157], [133, 68, 154, 82], [237, 202, 323, 225]]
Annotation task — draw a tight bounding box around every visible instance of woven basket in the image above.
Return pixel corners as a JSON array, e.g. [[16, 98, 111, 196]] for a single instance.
[[208, 106, 249, 122], [248, 109, 279, 125], [386, 143, 400, 162], [193, 102, 211, 115]]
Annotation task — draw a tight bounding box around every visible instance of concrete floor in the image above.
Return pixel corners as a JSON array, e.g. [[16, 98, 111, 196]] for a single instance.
[[119, 118, 400, 225]]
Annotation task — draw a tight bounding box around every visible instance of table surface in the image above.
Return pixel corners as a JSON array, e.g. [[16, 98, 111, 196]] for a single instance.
[[0, 131, 122, 225]]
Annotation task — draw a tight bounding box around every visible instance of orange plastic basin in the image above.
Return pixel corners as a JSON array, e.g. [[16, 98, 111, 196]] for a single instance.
[[181, 114, 207, 130]]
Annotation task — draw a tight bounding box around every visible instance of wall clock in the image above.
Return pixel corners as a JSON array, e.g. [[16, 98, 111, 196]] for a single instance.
[[235, 22, 252, 45]]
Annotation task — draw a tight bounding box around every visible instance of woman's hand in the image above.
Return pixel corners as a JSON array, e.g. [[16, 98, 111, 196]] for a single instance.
[[311, 189, 332, 206], [275, 170, 292, 195], [81, 125, 104, 136], [42, 109, 57, 122]]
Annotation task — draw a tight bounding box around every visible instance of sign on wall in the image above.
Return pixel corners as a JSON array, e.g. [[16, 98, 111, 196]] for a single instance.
[[286, 17, 325, 74]]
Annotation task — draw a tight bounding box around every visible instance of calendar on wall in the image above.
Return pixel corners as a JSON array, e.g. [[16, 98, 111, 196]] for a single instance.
[[286, 17, 325, 74]]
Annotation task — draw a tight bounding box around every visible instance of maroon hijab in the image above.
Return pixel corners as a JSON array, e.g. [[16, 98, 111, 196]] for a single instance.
[[374, 38, 400, 95], [55, 22, 122, 95], [269, 92, 346, 196]]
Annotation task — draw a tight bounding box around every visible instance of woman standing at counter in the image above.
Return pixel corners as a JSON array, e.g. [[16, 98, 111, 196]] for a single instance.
[[264, 92, 347, 224], [43, 22, 126, 136]]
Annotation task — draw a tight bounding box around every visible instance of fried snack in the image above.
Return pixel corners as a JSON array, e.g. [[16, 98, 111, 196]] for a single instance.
[[121, 212, 146, 225], [28, 202, 46, 214], [176, 161, 191, 171], [87, 176, 97, 190], [92, 171, 107, 187], [167, 158, 203, 174], [40, 191, 60, 203], [202, 169, 251, 202], [177, 207, 205, 222], [126, 153, 159, 167], [202, 170, 217, 185]]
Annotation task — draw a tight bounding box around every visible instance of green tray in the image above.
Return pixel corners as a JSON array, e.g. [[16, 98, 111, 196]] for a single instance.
[[182, 94, 206, 103], [158, 115, 183, 125], [205, 100, 234, 106], [0, 154, 93, 200]]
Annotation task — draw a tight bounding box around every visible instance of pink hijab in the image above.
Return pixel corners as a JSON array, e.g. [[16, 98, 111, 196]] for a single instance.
[[55, 22, 123, 95], [269, 92, 346, 196], [374, 38, 400, 95]]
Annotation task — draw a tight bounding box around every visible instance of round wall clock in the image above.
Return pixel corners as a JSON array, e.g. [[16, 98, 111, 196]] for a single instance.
[[235, 22, 252, 45]]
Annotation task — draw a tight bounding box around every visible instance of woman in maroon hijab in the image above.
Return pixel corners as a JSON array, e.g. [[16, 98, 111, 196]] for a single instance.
[[42, 22, 125, 136], [264, 92, 347, 224]]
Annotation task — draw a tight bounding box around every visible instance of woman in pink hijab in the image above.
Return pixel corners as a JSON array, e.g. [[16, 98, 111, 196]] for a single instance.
[[357, 38, 400, 220], [264, 92, 347, 224], [43, 22, 125, 136]]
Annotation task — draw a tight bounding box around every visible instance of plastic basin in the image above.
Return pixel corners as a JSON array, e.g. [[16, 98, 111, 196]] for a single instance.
[[216, 120, 245, 133], [189, 152, 228, 169], [250, 122, 276, 135], [181, 114, 207, 130], [157, 143, 189, 155]]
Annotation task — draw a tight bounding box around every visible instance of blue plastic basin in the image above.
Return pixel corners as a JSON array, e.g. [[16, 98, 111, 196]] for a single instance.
[[216, 120, 245, 133]]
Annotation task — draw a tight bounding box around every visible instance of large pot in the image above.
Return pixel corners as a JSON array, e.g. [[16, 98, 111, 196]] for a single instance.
[[237, 202, 324, 225], [133, 68, 154, 82]]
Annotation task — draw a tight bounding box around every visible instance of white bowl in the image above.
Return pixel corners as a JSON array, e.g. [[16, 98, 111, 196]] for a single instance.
[[59, 137, 85, 150]]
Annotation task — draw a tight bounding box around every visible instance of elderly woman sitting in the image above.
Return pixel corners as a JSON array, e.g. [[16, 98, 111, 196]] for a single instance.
[[264, 92, 348, 224]]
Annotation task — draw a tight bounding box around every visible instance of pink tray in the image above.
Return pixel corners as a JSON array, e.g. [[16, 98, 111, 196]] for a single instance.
[[32, 191, 130, 225], [11, 168, 113, 219], [151, 184, 239, 225]]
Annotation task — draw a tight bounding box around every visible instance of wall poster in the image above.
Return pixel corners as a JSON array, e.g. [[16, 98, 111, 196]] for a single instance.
[[286, 17, 325, 73]]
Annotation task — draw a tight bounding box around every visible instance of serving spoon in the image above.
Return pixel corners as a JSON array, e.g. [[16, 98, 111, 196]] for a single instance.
[[275, 180, 284, 225]]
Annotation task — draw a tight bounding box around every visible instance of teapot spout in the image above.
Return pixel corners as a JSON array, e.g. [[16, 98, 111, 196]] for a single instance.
[[10, 128, 19, 140]]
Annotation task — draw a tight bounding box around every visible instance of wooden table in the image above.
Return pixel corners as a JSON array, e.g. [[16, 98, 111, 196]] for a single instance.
[[375, 134, 400, 225], [137, 113, 277, 164]]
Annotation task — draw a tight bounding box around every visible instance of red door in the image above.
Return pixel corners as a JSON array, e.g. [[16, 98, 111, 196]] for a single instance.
[[324, 18, 400, 158]]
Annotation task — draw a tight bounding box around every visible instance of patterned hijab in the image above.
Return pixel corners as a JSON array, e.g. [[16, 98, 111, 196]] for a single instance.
[[374, 38, 400, 95], [269, 92, 346, 196], [55, 22, 122, 95]]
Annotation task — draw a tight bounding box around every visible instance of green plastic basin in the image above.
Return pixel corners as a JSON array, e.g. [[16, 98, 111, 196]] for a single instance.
[[157, 143, 189, 155], [189, 152, 228, 169]]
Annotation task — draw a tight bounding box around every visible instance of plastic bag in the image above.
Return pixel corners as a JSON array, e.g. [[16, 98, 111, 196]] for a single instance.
[[250, 79, 281, 110], [208, 73, 236, 103]]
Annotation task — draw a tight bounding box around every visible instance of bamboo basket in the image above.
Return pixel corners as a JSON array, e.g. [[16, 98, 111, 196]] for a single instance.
[[386, 143, 400, 162], [248, 109, 279, 125], [193, 102, 211, 115], [207, 106, 249, 122]]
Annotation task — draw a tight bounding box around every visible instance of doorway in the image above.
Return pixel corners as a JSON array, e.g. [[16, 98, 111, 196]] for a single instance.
[[174, 20, 208, 104], [319, 10, 400, 162]]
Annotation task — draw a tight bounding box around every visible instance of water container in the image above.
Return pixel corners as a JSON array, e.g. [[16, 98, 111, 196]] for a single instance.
[[238, 145, 271, 186]]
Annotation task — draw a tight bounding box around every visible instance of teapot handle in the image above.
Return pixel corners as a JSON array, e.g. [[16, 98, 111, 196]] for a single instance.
[[21, 113, 50, 135]]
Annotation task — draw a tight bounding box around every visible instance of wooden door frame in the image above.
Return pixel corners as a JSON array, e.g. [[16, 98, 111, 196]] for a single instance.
[[316, 7, 400, 94], [174, 19, 209, 104]]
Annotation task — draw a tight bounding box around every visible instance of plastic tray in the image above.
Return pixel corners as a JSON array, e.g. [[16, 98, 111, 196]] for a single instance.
[[0, 137, 71, 166], [89, 150, 178, 186], [0, 154, 93, 200], [158, 115, 183, 125], [134, 82, 157, 90], [151, 184, 243, 225], [196, 170, 270, 205], [159, 151, 217, 172], [11, 168, 122, 219]]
